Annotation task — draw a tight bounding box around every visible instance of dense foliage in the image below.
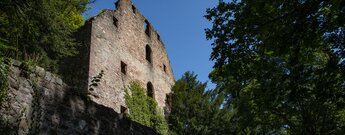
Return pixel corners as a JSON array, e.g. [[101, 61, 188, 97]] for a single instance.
[[205, 0, 345, 134], [168, 72, 233, 135], [125, 81, 169, 135], [0, 0, 93, 72]]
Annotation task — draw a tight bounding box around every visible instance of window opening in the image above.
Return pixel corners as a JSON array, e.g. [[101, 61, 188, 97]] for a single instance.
[[163, 64, 167, 73], [121, 61, 127, 75], [144, 20, 150, 37], [157, 34, 161, 41], [121, 106, 128, 114], [132, 5, 136, 14], [146, 45, 152, 63], [115, 1, 119, 10], [147, 82, 154, 98], [113, 17, 118, 27]]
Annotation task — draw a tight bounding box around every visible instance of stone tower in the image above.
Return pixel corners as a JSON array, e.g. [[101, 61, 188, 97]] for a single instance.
[[75, 0, 175, 113]]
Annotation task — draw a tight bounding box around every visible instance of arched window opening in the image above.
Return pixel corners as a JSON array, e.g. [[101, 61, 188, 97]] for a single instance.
[[147, 82, 154, 98], [146, 45, 152, 63]]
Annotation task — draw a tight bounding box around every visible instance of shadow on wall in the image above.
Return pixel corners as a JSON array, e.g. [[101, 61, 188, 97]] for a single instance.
[[0, 61, 157, 135], [58, 21, 93, 94]]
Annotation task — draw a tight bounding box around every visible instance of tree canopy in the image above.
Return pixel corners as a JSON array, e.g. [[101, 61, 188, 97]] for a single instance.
[[168, 72, 233, 135], [205, 0, 345, 134], [0, 0, 93, 71]]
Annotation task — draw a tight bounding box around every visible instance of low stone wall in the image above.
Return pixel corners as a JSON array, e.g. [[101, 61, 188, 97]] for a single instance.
[[0, 61, 157, 135]]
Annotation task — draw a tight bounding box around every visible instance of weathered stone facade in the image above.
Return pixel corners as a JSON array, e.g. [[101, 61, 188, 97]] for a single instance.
[[0, 61, 157, 135], [0, 0, 174, 134], [79, 0, 175, 113]]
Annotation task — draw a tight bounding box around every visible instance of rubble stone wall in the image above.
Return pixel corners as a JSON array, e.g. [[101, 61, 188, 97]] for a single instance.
[[0, 61, 157, 135]]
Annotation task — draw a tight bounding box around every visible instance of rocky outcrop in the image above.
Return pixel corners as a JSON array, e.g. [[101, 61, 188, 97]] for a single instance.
[[0, 61, 157, 135]]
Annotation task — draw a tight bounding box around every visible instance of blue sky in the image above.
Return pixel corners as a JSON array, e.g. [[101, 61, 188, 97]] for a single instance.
[[84, 0, 218, 88]]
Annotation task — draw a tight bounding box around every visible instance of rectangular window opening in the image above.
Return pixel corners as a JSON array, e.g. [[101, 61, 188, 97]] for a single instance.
[[121, 61, 127, 75], [144, 20, 150, 37], [157, 34, 161, 41], [113, 17, 118, 28], [146, 45, 152, 63], [132, 5, 136, 14], [163, 64, 167, 73]]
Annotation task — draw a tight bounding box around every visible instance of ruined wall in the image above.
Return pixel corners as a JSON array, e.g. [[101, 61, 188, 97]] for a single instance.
[[85, 0, 175, 113], [60, 20, 92, 93], [0, 61, 157, 135]]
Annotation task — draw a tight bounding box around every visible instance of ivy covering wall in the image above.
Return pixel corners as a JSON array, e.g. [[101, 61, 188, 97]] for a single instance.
[[125, 81, 169, 135]]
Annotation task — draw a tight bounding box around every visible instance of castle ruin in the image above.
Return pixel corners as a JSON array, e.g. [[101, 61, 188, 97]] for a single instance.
[[0, 0, 175, 134], [76, 0, 175, 114]]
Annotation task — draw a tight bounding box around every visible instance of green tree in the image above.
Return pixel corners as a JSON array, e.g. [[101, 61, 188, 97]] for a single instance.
[[0, 0, 93, 72], [125, 81, 169, 135], [205, 0, 345, 134], [168, 72, 233, 135]]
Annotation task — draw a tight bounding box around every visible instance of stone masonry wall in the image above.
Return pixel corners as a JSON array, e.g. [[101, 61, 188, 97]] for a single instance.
[[0, 61, 157, 135], [84, 0, 175, 113]]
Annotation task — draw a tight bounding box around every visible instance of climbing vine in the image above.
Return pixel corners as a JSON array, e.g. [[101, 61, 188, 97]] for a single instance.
[[28, 83, 43, 135], [89, 70, 104, 91], [125, 81, 169, 135], [0, 58, 16, 134]]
